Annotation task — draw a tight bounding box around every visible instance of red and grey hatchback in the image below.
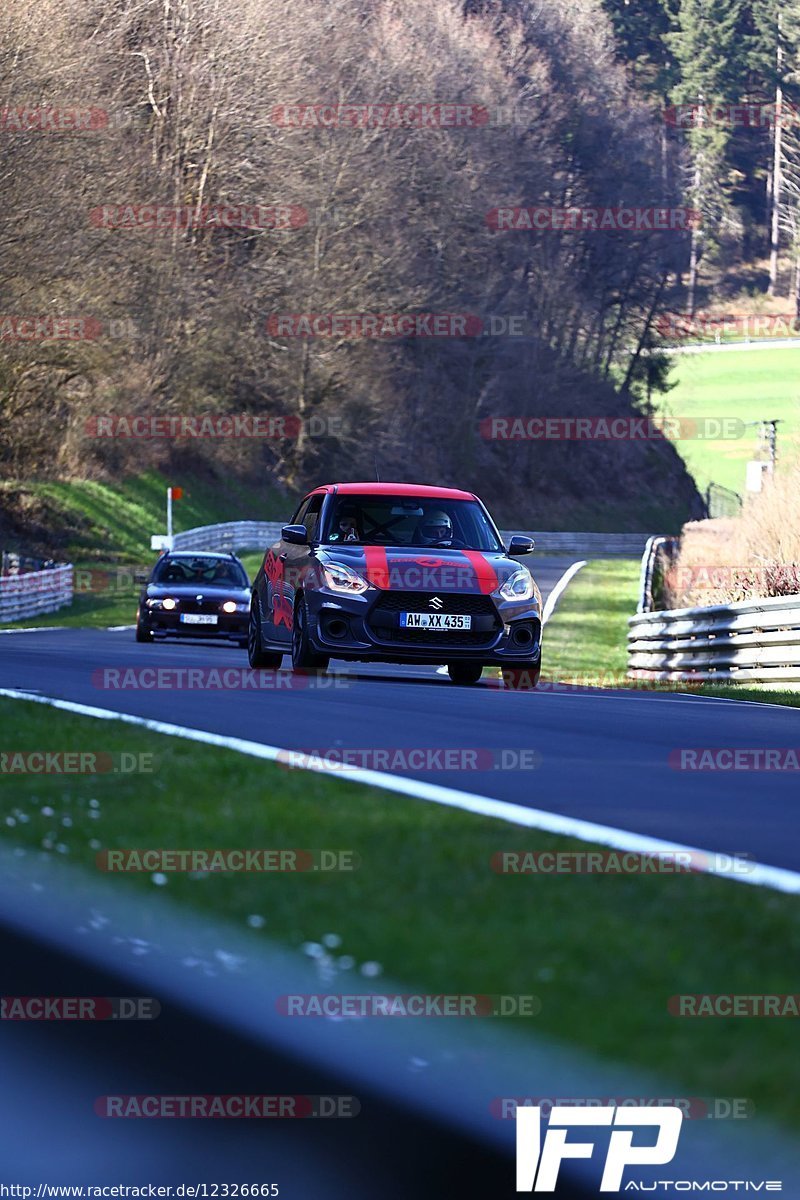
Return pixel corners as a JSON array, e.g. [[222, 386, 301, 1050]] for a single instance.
[[248, 484, 542, 686]]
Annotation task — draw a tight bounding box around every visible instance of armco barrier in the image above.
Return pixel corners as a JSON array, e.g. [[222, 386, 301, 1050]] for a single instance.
[[171, 521, 650, 557], [0, 564, 74, 621], [628, 593, 800, 683]]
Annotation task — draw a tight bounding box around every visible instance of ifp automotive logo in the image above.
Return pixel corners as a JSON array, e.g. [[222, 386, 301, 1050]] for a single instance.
[[516, 1105, 682, 1192]]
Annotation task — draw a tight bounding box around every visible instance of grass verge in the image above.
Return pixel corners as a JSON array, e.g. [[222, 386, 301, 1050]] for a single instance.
[[1, 696, 799, 1129], [544, 559, 639, 682], [653, 346, 800, 495], [1, 470, 290, 563], [546, 559, 800, 708]]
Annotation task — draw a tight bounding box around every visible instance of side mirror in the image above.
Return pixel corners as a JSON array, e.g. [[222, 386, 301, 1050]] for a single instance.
[[282, 524, 309, 546], [508, 535, 534, 555]]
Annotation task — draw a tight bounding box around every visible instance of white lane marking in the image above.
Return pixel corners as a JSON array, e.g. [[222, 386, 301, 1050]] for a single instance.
[[0, 626, 68, 634], [1, 686, 798, 895], [434, 560, 587, 676], [542, 560, 587, 625], [106, 625, 136, 631]]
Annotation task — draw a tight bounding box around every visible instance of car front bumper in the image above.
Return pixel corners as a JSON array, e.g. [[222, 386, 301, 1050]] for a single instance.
[[142, 612, 248, 641], [302, 588, 541, 664]]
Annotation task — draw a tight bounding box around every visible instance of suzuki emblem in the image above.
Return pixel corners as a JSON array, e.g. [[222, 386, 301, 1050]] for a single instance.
[[429, 596, 444, 610]]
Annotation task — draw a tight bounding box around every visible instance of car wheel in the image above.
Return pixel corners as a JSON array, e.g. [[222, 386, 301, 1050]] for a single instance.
[[134, 610, 152, 643], [447, 662, 483, 686], [291, 596, 329, 672], [247, 600, 283, 669], [501, 661, 541, 690]]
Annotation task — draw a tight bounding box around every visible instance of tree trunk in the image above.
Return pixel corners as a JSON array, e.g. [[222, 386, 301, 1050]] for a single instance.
[[768, 21, 783, 297]]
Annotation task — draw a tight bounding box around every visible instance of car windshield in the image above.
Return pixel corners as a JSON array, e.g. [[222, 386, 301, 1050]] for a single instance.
[[322, 495, 502, 551], [151, 556, 248, 586]]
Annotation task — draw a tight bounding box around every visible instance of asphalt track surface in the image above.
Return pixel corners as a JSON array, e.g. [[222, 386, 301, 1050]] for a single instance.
[[1, 555, 798, 872]]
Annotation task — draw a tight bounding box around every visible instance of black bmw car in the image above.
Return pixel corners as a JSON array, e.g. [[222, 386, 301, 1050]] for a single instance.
[[248, 483, 542, 685], [135, 550, 251, 645]]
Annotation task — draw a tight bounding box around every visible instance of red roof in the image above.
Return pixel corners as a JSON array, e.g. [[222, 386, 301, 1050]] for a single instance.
[[309, 482, 477, 500]]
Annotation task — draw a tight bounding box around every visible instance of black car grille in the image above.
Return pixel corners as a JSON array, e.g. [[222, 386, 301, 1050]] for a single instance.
[[368, 591, 500, 647], [177, 597, 223, 614], [372, 592, 497, 616]]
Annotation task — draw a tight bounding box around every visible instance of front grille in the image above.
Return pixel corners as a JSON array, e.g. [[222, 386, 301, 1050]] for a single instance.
[[368, 591, 500, 647], [176, 597, 222, 614], [372, 591, 497, 616]]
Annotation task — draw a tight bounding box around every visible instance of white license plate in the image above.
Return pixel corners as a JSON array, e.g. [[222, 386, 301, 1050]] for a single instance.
[[180, 613, 218, 625], [400, 612, 471, 631]]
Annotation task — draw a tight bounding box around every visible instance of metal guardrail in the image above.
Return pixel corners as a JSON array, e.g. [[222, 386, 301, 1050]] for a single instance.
[[636, 535, 678, 613], [628, 592, 800, 683], [171, 521, 651, 557], [0, 564, 73, 621]]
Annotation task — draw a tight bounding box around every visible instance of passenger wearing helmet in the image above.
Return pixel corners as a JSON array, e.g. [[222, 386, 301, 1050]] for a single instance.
[[418, 509, 455, 547]]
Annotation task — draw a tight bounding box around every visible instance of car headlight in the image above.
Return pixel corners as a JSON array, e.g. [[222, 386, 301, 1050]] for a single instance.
[[221, 600, 249, 613], [146, 597, 178, 610], [497, 568, 535, 603], [322, 563, 370, 595]]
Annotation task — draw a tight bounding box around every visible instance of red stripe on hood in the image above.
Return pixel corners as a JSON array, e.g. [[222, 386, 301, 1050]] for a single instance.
[[460, 550, 498, 594], [363, 546, 391, 589]]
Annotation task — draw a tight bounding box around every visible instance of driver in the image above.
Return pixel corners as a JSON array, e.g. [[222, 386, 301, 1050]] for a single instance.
[[418, 509, 454, 547], [335, 501, 360, 542]]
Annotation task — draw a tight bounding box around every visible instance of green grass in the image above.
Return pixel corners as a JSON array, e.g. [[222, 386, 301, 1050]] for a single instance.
[[545, 557, 800, 707], [654, 346, 800, 495], [1, 695, 799, 1130], [2, 470, 290, 564], [545, 559, 640, 683]]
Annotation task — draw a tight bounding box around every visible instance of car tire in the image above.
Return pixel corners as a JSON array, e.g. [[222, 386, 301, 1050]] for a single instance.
[[248, 599, 284, 669], [501, 660, 541, 690], [447, 662, 483, 686], [291, 596, 329, 672], [134, 610, 152, 643]]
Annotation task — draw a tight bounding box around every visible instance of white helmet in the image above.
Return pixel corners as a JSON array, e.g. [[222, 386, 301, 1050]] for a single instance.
[[419, 509, 453, 545]]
